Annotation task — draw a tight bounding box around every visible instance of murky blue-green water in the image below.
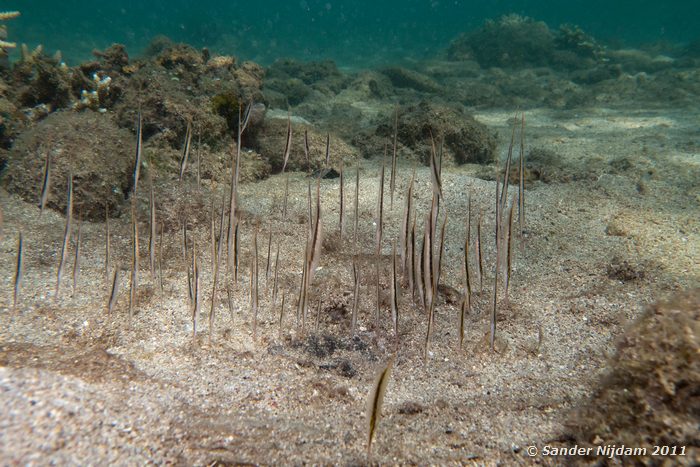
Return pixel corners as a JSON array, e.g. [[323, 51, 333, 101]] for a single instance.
[[7, 1, 700, 66]]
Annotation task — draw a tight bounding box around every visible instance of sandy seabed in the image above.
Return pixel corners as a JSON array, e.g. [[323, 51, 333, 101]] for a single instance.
[[0, 106, 698, 465]]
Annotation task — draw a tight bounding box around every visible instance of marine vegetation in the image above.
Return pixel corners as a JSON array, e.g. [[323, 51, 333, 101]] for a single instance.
[[0, 10, 20, 50]]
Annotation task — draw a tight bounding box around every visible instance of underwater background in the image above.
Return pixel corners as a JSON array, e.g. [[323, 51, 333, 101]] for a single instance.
[[10, 0, 700, 66], [2, 0, 700, 465]]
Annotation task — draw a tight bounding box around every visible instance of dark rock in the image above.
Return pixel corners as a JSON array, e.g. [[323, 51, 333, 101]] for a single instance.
[[306, 334, 339, 359], [606, 258, 645, 282], [397, 401, 425, 415], [13, 57, 72, 110], [380, 67, 442, 93], [336, 359, 356, 378], [92, 44, 130, 73]]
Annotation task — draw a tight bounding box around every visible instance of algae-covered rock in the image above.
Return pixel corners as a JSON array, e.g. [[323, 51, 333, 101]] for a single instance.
[[263, 58, 350, 107], [375, 102, 496, 166], [568, 289, 700, 464], [251, 114, 358, 173], [3, 111, 133, 220], [448, 15, 555, 68], [263, 77, 311, 107], [448, 15, 606, 71], [105, 41, 263, 151], [379, 67, 442, 93], [12, 54, 73, 110], [553, 24, 606, 67], [265, 58, 348, 94]]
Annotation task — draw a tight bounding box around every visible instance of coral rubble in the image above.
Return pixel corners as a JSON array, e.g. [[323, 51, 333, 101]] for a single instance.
[[0, 11, 20, 50]]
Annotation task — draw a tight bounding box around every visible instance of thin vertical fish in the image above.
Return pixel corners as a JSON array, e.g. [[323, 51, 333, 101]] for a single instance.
[[192, 240, 200, 339], [226, 280, 234, 322], [196, 131, 202, 189], [408, 214, 416, 298], [504, 194, 516, 306], [390, 241, 399, 343], [107, 264, 119, 314], [375, 254, 381, 325], [303, 129, 311, 172], [38, 149, 51, 215], [233, 219, 240, 284], [435, 211, 448, 293], [251, 227, 259, 342], [210, 199, 216, 273], [324, 133, 330, 167], [366, 358, 394, 460], [158, 222, 164, 294], [399, 169, 415, 274], [182, 218, 188, 262], [187, 261, 193, 308], [272, 242, 280, 307], [389, 106, 398, 210], [476, 210, 484, 292], [308, 179, 323, 286], [351, 257, 360, 336], [281, 112, 292, 173], [297, 266, 307, 332], [72, 217, 82, 296], [422, 214, 437, 359], [55, 173, 73, 301], [227, 145, 238, 277], [209, 209, 222, 344], [149, 181, 156, 278], [299, 213, 311, 328], [376, 148, 385, 257], [464, 195, 472, 298], [429, 132, 443, 200], [518, 112, 526, 250], [414, 217, 424, 309], [353, 157, 360, 250], [459, 292, 468, 350], [278, 292, 286, 340], [460, 197, 472, 349], [105, 204, 111, 282], [13, 232, 23, 308], [422, 210, 433, 312], [500, 113, 517, 212], [129, 201, 139, 323], [491, 180, 500, 352], [375, 151, 385, 324], [217, 196, 226, 271], [315, 298, 321, 332], [282, 174, 290, 220], [228, 104, 250, 277], [132, 111, 143, 196], [178, 119, 193, 182], [339, 158, 344, 242], [298, 179, 323, 329], [265, 228, 272, 286]]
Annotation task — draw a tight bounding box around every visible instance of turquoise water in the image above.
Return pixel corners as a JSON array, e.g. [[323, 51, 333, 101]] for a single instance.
[[7, 1, 700, 66]]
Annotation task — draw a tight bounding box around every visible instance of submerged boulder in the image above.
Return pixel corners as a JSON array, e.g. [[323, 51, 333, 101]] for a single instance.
[[568, 289, 700, 464], [3, 111, 133, 220], [374, 102, 497, 166], [448, 15, 555, 68], [250, 112, 359, 173], [448, 15, 606, 71]]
